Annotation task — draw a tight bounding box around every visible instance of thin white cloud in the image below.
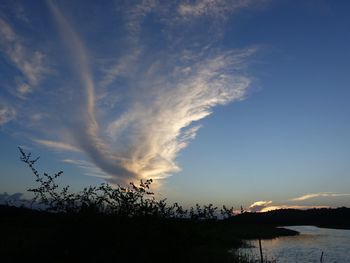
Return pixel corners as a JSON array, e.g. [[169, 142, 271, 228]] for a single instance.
[[178, 0, 260, 18], [247, 200, 330, 213], [290, 192, 350, 202], [250, 200, 273, 207], [16, 82, 31, 96], [259, 205, 330, 213], [98, 49, 141, 90], [0, 1, 29, 23], [248, 200, 272, 212], [123, 0, 157, 40], [33, 139, 81, 152], [30, 113, 45, 122], [62, 159, 113, 179], [0, 103, 16, 126], [12, 2, 29, 23], [0, 18, 48, 96], [47, 1, 137, 181], [97, 1, 156, 91]]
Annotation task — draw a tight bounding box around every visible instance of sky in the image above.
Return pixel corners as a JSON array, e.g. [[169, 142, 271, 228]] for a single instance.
[[0, 0, 350, 212]]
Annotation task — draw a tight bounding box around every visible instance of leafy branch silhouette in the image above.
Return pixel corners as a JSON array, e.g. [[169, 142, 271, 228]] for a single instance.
[[19, 147, 235, 220]]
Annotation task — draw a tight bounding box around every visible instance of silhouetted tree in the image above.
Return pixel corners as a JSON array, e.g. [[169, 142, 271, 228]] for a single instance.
[[221, 205, 235, 219]]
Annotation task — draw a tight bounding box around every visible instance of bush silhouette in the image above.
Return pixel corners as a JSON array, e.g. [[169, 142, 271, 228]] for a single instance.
[[19, 147, 230, 220]]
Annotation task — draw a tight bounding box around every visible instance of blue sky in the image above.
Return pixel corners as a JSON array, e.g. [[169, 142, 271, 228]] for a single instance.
[[0, 0, 349, 211]]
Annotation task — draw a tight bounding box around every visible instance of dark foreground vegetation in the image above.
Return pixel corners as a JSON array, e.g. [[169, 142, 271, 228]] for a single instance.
[[230, 207, 350, 230], [1, 148, 347, 262], [0, 204, 296, 262]]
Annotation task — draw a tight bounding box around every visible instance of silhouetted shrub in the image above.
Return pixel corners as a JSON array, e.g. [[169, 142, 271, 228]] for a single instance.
[[19, 147, 228, 220], [190, 203, 218, 220], [220, 205, 235, 219]]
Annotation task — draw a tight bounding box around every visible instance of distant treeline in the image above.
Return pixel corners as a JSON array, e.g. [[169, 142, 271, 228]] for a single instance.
[[231, 207, 350, 229]]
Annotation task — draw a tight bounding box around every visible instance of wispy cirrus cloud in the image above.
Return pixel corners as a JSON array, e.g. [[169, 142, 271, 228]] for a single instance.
[[0, 1, 29, 23], [1, 1, 263, 184], [248, 200, 273, 212], [0, 103, 16, 126], [258, 205, 329, 213], [105, 49, 253, 181], [31, 1, 257, 184], [34, 139, 81, 153], [62, 159, 112, 179], [178, 0, 260, 18], [247, 200, 329, 213], [0, 17, 48, 97], [290, 192, 350, 202], [47, 0, 137, 182]]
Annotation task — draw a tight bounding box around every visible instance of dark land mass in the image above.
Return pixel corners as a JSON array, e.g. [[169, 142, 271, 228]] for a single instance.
[[0, 205, 295, 263], [231, 207, 350, 229], [2, 206, 349, 262]]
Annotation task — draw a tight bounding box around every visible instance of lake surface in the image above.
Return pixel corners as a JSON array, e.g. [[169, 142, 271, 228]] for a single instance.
[[240, 226, 350, 263]]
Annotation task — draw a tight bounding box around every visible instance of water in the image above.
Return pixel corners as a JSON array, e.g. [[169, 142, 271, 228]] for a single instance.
[[240, 226, 350, 263]]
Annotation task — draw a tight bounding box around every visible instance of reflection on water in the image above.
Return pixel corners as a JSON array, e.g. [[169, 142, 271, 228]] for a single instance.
[[240, 226, 350, 263]]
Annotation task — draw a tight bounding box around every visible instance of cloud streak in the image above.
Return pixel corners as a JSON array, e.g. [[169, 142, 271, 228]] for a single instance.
[[248, 200, 273, 212], [34, 139, 81, 152], [258, 205, 329, 213], [290, 192, 350, 202], [247, 200, 329, 213], [0, 17, 48, 97], [62, 159, 113, 179], [178, 0, 259, 18], [0, 103, 16, 126], [47, 0, 138, 182]]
